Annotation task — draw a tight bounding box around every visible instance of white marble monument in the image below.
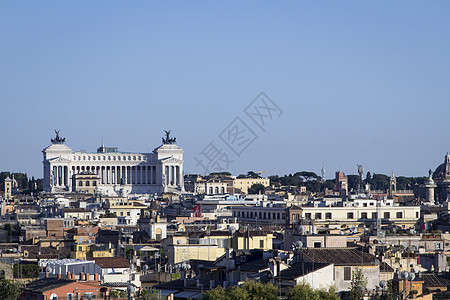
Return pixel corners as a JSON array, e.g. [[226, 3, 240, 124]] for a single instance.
[[42, 130, 184, 196]]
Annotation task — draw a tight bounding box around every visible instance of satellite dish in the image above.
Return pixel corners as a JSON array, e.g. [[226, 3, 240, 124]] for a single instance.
[[127, 284, 136, 294], [47, 267, 52, 273], [379, 280, 387, 289], [177, 239, 181, 244], [295, 241, 303, 249], [408, 273, 416, 281], [401, 271, 409, 279], [339, 230, 345, 235], [229, 226, 236, 235], [299, 225, 305, 233]]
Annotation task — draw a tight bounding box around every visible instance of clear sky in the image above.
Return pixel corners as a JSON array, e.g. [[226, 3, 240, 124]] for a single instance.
[[1, 1, 449, 179]]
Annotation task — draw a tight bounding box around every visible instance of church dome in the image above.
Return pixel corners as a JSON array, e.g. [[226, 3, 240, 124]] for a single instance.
[[433, 153, 450, 179]]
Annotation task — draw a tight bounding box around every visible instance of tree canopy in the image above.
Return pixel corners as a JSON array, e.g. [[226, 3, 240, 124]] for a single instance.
[[0, 277, 21, 300], [285, 283, 339, 300], [248, 183, 265, 195], [203, 280, 277, 300]]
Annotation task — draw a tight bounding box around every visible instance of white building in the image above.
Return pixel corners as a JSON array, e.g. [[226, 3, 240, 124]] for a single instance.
[[42, 130, 184, 196]]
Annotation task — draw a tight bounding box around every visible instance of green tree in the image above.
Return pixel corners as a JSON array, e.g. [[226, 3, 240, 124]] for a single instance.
[[248, 183, 265, 194], [209, 172, 232, 177], [139, 289, 159, 300], [247, 171, 261, 179], [204, 280, 277, 300], [349, 268, 367, 300], [384, 280, 397, 300], [14, 262, 40, 278], [286, 284, 339, 300], [0, 277, 21, 300]]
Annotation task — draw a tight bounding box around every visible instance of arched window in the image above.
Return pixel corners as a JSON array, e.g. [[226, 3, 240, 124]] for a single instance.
[[79, 181, 83, 186], [209, 187, 213, 194], [215, 187, 219, 194], [86, 181, 90, 186], [93, 181, 97, 186], [221, 187, 225, 194]]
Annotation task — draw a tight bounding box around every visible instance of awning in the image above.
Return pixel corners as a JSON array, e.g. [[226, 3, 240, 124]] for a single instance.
[[174, 291, 202, 299], [158, 289, 179, 296]]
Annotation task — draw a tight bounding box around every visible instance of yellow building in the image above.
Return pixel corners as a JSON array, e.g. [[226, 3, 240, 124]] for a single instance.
[[70, 243, 114, 259], [167, 244, 226, 265], [233, 178, 270, 194], [232, 231, 274, 250], [73, 172, 99, 194], [167, 231, 274, 265]]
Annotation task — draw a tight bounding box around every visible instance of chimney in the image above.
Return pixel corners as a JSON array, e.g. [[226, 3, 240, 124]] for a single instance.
[[80, 272, 84, 281], [67, 271, 71, 279], [94, 273, 99, 282], [72, 273, 76, 280], [86, 273, 89, 281], [45, 272, 49, 278], [57, 273, 62, 279]]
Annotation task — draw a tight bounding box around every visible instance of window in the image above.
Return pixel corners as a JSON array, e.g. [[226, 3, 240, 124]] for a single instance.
[[93, 181, 97, 186], [86, 181, 90, 186], [361, 212, 368, 219], [313, 241, 321, 248], [305, 213, 311, 219], [347, 212, 354, 219], [120, 212, 124, 216], [315, 213, 322, 219], [260, 240, 264, 248], [344, 267, 351, 281], [372, 212, 377, 219], [436, 242, 442, 250], [326, 213, 332, 219], [370, 202, 374, 206], [384, 212, 390, 219], [127, 212, 130, 216], [67, 294, 75, 300], [79, 181, 83, 186], [396, 212, 403, 219], [416, 212, 419, 218], [363, 203, 367, 207]]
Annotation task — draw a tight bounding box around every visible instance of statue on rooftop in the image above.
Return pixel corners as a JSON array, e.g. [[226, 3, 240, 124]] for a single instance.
[[162, 130, 176, 144], [51, 129, 65, 144]]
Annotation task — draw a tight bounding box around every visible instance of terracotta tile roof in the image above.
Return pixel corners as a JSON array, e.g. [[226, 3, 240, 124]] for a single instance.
[[300, 248, 378, 266], [422, 273, 450, 288], [89, 257, 130, 269], [278, 262, 330, 280], [23, 278, 74, 293]]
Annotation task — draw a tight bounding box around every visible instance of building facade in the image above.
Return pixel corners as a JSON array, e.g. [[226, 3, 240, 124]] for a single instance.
[[42, 130, 184, 196]]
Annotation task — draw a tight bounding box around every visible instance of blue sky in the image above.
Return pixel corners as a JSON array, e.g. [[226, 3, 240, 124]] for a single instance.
[[1, 1, 449, 178]]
